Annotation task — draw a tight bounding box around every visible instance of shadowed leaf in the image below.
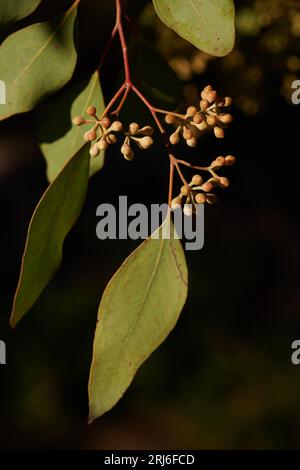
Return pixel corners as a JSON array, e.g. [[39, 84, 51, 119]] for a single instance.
[[0, 0, 42, 26]]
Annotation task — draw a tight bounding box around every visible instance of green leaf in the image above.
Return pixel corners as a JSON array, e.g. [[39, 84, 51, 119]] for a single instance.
[[152, 0, 235, 57], [10, 145, 90, 328], [0, 0, 42, 26], [38, 70, 105, 183], [88, 214, 188, 422], [0, 1, 78, 121]]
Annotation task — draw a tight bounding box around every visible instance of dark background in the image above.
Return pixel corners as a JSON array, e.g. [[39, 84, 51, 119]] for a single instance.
[[1, 0, 300, 449]]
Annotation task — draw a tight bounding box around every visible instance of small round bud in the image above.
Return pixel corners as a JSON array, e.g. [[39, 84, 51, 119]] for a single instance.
[[212, 156, 225, 168], [195, 193, 206, 204], [129, 122, 140, 134], [206, 194, 218, 204], [183, 126, 193, 140], [202, 181, 214, 192], [193, 113, 203, 124], [101, 117, 111, 129], [224, 97, 233, 107], [89, 144, 100, 158], [186, 137, 197, 148], [165, 114, 176, 125], [219, 177, 230, 188], [219, 114, 233, 124], [139, 136, 154, 150], [106, 134, 117, 144], [206, 90, 217, 103], [140, 126, 154, 136], [121, 143, 134, 160], [72, 115, 85, 126], [84, 130, 97, 142], [97, 139, 108, 151], [200, 99, 209, 111], [183, 204, 193, 217], [198, 120, 208, 131], [225, 155, 236, 165], [191, 174, 203, 186], [110, 121, 123, 132], [214, 127, 225, 138], [206, 115, 217, 126], [86, 106, 97, 116], [171, 197, 182, 210], [186, 106, 197, 117], [170, 132, 180, 145], [180, 185, 190, 197], [203, 85, 213, 93]]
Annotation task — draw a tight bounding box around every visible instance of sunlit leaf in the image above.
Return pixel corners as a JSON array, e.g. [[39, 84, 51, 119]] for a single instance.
[[152, 0, 235, 57], [89, 214, 188, 422], [10, 145, 90, 328], [38, 70, 105, 183], [0, 1, 78, 121], [0, 0, 42, 26]]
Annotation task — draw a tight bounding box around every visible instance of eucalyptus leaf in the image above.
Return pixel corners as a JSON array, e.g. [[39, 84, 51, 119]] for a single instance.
[[38, 71, 105, 183], [152, 0, 235, 57], [88, 214, 188, 422], [0, 1, 78, 121], [0, 0, 42, 26], [10, 145, 90, 328]]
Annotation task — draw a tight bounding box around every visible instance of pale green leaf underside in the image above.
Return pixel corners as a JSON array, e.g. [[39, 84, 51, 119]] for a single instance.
[[152, 0, 235, 57], [10, 145, 90, 328], [0, 0, 42, 26], [88, 215, 188, 422], [39, 71, 105, 183], [0, 2, 77, 121]]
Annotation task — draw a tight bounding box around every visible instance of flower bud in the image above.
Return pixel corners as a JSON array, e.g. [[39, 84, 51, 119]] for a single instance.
[[180, 185, 190, 196], [170, 132, 180, 145], [219, 114, 233, 124], [191, 174, 203, 186], [206, 90, 217, 103], [72, 115, 85, 126], [183, 204, 193, 216], [183, 126, 193, 140], [195, 193, 206, 204], [101, 117, 111, 129], [214, 127, 225, 138], [97, 139, 108, 151], [139, 126, 154, 136], [202, 181, 214, 192], [206, 115, 217, 126], [219, 177, 230, 188], [106, 134, 117, 144], [212, 156, 225, 168], [84, 130, 97, 142], [187, 137, 197, 147], [86, 106, 97, 116], [186, 106, 197, 117], [225, 155, 236, 165], [165, 114, 176, 125], [224, 97, 233, 107], [198, 120, 208, 131], [171, 197, 182, 210], [89, 144, 100, 158], [200, 99, 209, 111], [129, 122, 140, 134], [110, 121, 123, 132], [193, 114, 203, 124], [121, 143, 134, 161], [206, 194, 218, 204], [138, 136, 154, 149]]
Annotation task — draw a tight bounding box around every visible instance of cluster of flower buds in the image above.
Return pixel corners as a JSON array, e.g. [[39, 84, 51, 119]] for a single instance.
[[121, 123, 154, 161], [165, 85, 233, 146], [72, 106, 154, 160], [171, 154, 236, 215]]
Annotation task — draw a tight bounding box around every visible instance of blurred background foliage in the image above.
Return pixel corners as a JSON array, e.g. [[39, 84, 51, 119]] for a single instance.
[[1, 0, 300, 449]]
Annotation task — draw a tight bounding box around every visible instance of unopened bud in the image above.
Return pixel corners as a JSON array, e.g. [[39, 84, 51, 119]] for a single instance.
[[86, 105, 97, 116], [186, 106, 197, 117], [183, 204, 193, 216], [170, 132, 180, 145], [180, 185, 190, 196], [121, 143, 134, 160], [191, 174, 203, 186], [129, 122, 140, 134], [195, 193, 206, 204], [138, 136, 154, 149], [219, 114, 233, 124], [110, 121, 123, 132], [187, 137, 197, 147], [165, 114, 176, 125], [200, 99, 209, 111], [193, 114, 203, 124], [72, 115, 85, 126], [206, 194, 218, 204], [207, 115, 217, 126], [183, 126, 193, 140], [225, 155, 236, 165], [84, 130, 97, 142], [214, 127, 225, 138], [224, 97, 233, 107], [97, 139, 108, 151], [139, 126, 154, 136], [101, 117, 111, 129], [106, 134, 117, 144], [219, 177, 230, 188], [171, 197, 182, 210], [89, 144, 100, 158]]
